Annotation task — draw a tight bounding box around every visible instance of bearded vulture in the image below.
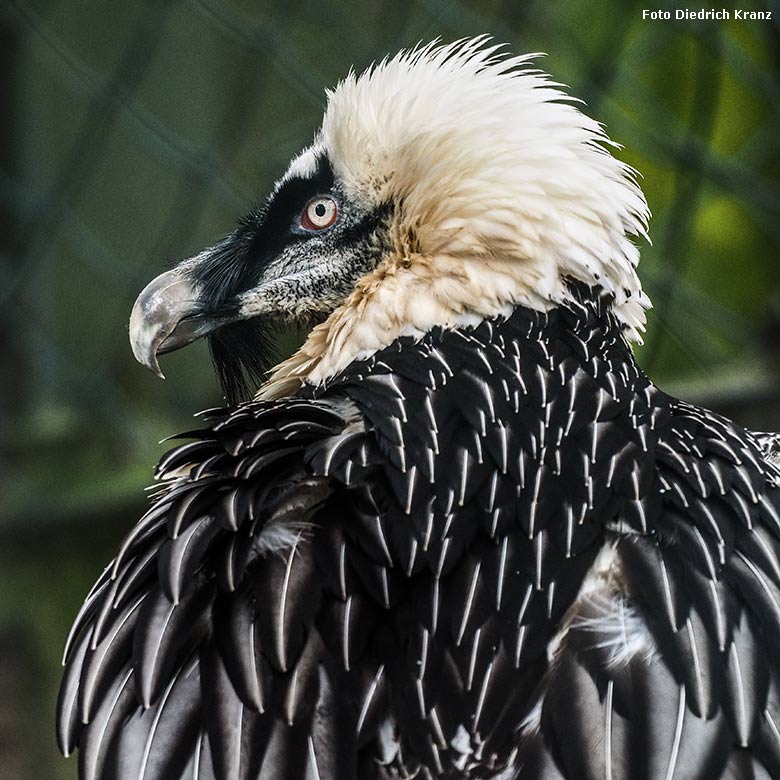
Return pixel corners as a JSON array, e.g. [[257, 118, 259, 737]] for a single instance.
[[57, 39, 780, 780]]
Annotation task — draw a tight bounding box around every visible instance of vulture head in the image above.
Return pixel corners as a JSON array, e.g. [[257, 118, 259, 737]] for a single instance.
[[130, 38, 651, 404]]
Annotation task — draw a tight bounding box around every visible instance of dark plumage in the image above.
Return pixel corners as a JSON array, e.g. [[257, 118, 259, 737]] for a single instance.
[[59, 286, 780, 779]]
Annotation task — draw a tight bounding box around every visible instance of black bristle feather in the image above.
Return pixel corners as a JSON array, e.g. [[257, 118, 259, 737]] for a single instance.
[[208, 319, 278, 406]]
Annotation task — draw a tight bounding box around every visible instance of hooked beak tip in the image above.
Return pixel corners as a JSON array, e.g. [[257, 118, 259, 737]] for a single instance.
[[129, 321, 168, 380], [146, 356, 166, 381], [129, 266, 233, 378], [129, 269, 196, 379]]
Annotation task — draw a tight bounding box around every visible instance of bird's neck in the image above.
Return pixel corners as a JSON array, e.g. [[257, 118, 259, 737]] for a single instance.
[[257, 252, 633, 401]]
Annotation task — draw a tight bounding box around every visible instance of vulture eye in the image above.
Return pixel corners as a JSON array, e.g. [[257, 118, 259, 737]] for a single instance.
[[300, 196, 338, 231]]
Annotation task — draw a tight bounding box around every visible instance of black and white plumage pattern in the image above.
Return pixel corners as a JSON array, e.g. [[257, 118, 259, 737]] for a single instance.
[[58, 286, 780, 780]]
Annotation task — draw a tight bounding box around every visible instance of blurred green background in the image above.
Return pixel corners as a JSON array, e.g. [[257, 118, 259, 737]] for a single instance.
[[1, 0, 779, 777]]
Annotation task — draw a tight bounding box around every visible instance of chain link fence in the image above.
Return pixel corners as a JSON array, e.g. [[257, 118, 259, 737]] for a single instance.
[[0, 1, 779, 777]]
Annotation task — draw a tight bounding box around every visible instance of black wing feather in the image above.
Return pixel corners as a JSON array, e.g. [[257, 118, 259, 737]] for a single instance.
[[58, 291, 780, 779]]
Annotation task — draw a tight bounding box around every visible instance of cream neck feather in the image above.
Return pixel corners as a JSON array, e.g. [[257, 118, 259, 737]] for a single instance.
[[259, 247, 586, 400]]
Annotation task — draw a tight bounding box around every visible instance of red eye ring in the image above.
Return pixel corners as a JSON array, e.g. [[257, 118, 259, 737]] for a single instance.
[[301, 196, 338, 231]]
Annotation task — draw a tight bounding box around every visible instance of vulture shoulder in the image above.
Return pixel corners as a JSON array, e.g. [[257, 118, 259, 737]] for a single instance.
[[58, 297, 780, 780]]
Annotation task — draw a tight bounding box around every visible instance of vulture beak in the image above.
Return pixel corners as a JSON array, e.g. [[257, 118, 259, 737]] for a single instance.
[[129, 269, 228, 378]]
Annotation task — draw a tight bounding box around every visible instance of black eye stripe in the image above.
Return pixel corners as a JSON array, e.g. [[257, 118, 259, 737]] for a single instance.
[[246, 156, 336, 253], [187, 155, 394, 316], [189, 156, 337, 307]]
